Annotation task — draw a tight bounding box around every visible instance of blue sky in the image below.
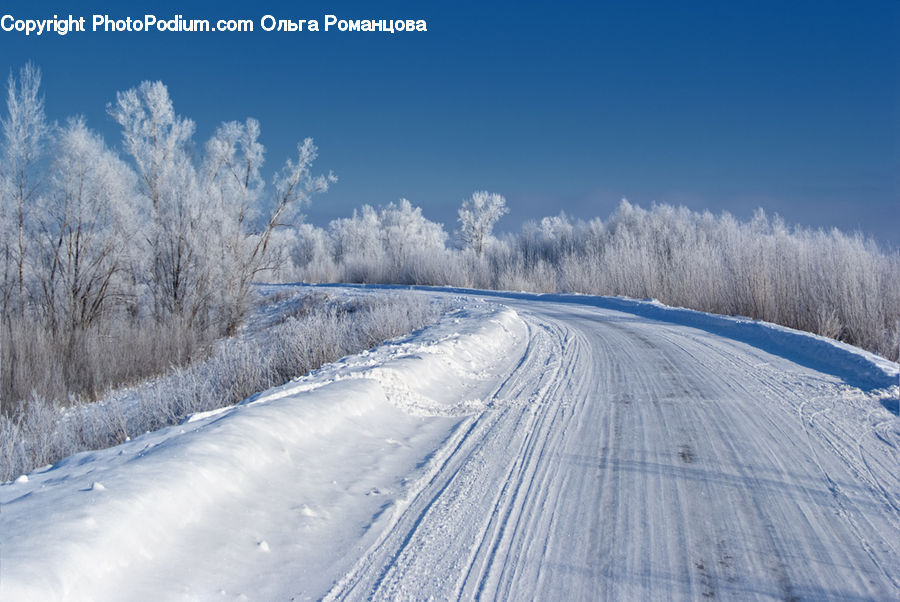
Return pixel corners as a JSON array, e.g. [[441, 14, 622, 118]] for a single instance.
[[2, 1, 898, 245]]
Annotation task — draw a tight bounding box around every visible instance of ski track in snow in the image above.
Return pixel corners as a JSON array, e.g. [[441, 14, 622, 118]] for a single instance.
[[2, 288, 898, 601]]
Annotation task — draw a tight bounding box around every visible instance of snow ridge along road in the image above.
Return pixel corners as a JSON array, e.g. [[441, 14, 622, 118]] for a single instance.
[[2, 288, 898, 601]]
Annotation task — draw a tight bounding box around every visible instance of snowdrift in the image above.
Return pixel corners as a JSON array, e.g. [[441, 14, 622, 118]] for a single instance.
[[235, 301, 527, 417], [0, 301, 528, 600]]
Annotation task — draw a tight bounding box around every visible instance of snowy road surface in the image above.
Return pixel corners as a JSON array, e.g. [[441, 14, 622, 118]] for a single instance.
[[2, 288, 898, 600]]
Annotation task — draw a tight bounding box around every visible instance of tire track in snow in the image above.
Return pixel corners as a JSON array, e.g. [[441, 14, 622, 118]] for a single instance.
[[636, 315, 900, 598], [324, 317, 575, 600], [464, 321, 586, 600]]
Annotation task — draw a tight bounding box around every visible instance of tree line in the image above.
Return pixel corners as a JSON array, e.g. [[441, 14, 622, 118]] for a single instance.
[[278, 199, 900, 360], [2, 64, 897, 413], [278, 196, 899, 363]]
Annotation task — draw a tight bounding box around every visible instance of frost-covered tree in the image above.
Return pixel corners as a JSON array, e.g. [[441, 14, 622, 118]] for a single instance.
[[111, 82, 333, 331], [330, 205, 381, 260], [379, 198, 447, 281], [1, 63, 50, 317], [0, 160, 12, 315], [108, 81, 194, 214], [329, 205, 385, 281], [36, 118, 138, 336], [223, 136, 334, 330], [257, 138, 334, 272], [458, 190, 508, 256], [109, 81, 210, 325], [380, 198, 446, 265], [324, 199, 448, 283], [203, 119, 264, 230], [289, 223, 337, 282], [268, 138, 335, 232], [202, 118, 265, 330]]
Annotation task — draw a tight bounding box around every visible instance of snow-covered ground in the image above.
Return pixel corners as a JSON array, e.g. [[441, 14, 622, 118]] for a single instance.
[[2, 286, 898, 600]]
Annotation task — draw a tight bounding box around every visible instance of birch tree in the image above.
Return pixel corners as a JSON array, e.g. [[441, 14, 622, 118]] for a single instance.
[[1, 63, 50, 317], [202, 118, 264, 330], [108, 81, 208, 325], [458, 190, 508, 257], [37, 118, 138, 336], [205, 131, 334, 332]]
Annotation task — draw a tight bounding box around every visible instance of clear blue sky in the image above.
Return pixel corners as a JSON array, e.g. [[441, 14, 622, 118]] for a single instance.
[[2, 0, 898, 246]]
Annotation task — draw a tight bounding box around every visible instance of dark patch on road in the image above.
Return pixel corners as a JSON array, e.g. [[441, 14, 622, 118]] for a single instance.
[[695, 560, 716, 598], [679, 444, 695, 464], [769, 559, 799, 602], [716, 539, 737, 583]]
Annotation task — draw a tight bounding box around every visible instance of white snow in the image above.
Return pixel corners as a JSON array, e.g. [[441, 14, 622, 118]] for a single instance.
[[1, 287, 898, 600]]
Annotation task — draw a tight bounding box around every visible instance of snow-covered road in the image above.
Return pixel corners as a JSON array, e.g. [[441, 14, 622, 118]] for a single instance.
[[2, 289, 898, 600]]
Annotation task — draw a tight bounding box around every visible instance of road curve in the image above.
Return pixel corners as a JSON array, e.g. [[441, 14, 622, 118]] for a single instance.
[[326, 297, 900, 601]]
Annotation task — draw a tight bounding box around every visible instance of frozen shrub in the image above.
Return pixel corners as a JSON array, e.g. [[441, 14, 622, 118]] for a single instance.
[[0, 292, 441, 481]]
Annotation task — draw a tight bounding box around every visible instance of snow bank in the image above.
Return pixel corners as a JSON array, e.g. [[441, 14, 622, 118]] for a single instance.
[[585, 295, 898, 390], [394, 285, 898, 390], [0, 301, 527, 600], [248, 302, 527, 416]]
